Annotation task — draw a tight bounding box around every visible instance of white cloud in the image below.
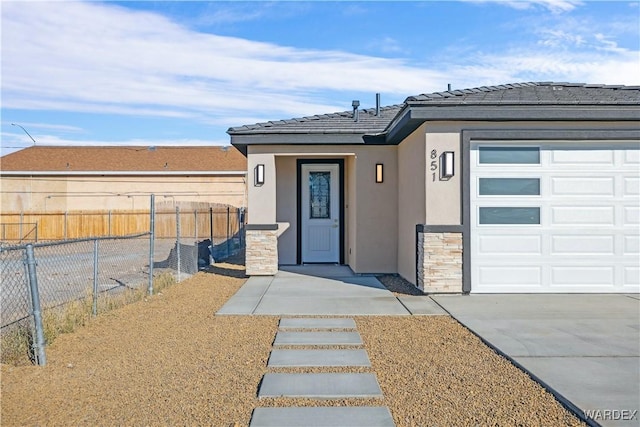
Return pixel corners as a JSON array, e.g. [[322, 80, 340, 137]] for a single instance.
[[593, 33, 630, 53], [1, 1, 440, 122], [446, 48, 640, 87], [1, 0, 638, 136], [369, 37, 409, 55], [463, 0, 583, 13], [537, 29, 586, 47]]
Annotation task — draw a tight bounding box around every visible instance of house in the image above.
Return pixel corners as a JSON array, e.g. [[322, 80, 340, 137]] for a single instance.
[[228, 82, 640, 294], [1, 146, 247, 212]]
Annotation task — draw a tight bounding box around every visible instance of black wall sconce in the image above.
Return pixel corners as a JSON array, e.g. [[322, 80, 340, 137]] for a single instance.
[[440, 151, 455, 179], [255, 164, 265, 186], [375, 163, 383, 183]]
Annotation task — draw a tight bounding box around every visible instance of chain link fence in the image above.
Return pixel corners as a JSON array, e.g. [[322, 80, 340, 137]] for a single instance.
[[0, 200, 245, 365]]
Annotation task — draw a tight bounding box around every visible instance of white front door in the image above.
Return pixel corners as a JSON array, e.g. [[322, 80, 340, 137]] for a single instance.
[[301, 164, 340, 263]]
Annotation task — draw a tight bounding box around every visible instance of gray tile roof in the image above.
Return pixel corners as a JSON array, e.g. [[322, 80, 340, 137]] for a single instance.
[[228, 104, 403, 135], [406, 82, 640, 105], [227, 82, 640, 137]]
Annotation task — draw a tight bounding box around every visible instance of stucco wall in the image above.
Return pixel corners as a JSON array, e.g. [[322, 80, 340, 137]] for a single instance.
[[248, 145, 397, 273], [246, 149, 277, 223], [275, 156, 297, 264], [346, 155, 357, 267], [1, 175, 246, 212], [352, 146, 397, 273], [397, 124, 427, 284], [425, 131, 461, 225]]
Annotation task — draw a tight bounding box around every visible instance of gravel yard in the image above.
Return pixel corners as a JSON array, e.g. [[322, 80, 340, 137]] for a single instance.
[[1, 261, 584, 426]]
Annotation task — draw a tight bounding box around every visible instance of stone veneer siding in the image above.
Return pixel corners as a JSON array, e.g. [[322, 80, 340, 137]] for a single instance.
[[417, 232, 463, 293], [245, 229, 278, 276]]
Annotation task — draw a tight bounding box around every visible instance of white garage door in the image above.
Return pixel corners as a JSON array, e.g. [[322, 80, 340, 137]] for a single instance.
[[470, 141, 640, 293]]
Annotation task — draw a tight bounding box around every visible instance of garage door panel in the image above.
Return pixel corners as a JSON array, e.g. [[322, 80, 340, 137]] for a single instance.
[[623, 177, 639, 196], [624, 267, 640, 286], [478, 235, 542, 255], [551, 235, 615, 255], [623, 206, 640, 225], [550, 149, 614, 165], [624, 236, 640, 254], [479, 266, 542, 286], [551, 177, 614, 196], [551, 266, 614, 286], [551, 206, 614, 226], [624, 149, 640, 164]]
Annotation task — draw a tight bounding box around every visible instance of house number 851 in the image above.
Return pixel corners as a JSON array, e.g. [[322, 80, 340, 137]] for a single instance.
[[430, 149, 438, 181]]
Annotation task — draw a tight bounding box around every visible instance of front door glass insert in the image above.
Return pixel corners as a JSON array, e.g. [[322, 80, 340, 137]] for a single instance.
[[309, 171, 331, 219]]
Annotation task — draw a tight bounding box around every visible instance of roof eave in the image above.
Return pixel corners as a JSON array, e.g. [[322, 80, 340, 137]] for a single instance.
[[230, 132, 370, 154], [385, 104, 640, 144]]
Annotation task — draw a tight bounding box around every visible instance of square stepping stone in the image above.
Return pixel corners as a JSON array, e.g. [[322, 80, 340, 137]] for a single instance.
[[279, 318, 356, 329], [273, 331, 362, 346], [250, 407, 395, 426], [258, 373, 383, 398], [268, 349, 370, 367]]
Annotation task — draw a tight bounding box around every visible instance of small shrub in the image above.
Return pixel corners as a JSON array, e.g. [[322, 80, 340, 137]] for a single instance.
[[0, 325, 34, 366]]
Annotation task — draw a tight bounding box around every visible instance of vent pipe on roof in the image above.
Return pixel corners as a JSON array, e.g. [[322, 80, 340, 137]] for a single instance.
[[352, 100, 360, 122], [375, 93, 381, 116], [447, 83, 452, 91]]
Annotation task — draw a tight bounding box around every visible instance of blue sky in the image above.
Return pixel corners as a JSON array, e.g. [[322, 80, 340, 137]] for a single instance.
[[2, 1, 639, 156]]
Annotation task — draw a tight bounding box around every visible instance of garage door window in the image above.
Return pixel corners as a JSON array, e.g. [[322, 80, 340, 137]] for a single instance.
[[479, 207, 540, 225], [479, 147, 540, 164], [479, 178, 540, 196]]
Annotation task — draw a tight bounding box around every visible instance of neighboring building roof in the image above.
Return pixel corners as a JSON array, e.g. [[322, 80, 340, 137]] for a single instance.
[[0, 146, 247, 174], [228, 82, 640, 150]]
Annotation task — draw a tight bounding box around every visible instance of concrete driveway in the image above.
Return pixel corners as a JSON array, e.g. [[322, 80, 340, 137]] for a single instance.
[[432, 294, 640, 427]]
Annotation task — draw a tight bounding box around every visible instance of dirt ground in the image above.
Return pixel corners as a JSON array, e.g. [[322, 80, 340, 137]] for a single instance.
[[1, 261, 584, 426]]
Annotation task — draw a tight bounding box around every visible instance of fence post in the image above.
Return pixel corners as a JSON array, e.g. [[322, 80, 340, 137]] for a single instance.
[[92, 239, 99, 316], [176, 206, 181, 282], [64, 211, 68, 240], [236, 208, 242, 247], [148, 194, 155, 295], [226, 206, 230, 258], [108, 210, 112, 237], [209, 207, 214, 247], [194, 209, 198, 242], [25, 244, 47, 366], [241, 208, 245, 248], [20, 212, 23, 241]]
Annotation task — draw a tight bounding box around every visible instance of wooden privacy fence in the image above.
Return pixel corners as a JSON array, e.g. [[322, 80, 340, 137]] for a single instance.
[[0, 207, 244, 243]]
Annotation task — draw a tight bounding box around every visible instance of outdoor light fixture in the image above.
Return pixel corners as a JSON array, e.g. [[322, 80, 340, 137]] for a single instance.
[[440, 151, 455, 179], [255, 164, 265, 186], [375, 163, 384, 183]]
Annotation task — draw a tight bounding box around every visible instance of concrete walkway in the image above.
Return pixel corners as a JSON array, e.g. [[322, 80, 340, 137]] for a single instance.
[[217, 266, 445, 316], [433, 294, 640, 427], [250, 317, 395, 426]]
